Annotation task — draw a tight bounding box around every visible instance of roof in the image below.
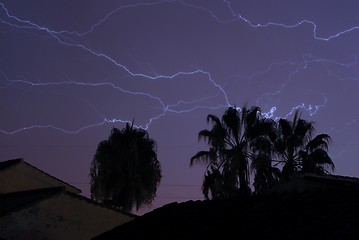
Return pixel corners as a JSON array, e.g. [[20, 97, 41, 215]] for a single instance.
[[93, 174, 359, 240], [0, 158, 22, 171], [267, 173, 359, 193], [0, 187, 64, 217], [0, 158, 81, 193], [0, 187, 136, 218]]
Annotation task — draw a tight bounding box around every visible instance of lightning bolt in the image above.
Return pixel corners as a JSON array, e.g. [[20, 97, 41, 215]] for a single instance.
[[1, 0, 359, 135], [179, 0, 359, 41]]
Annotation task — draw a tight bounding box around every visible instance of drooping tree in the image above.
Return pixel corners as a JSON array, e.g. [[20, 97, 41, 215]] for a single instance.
[[190, 105, 273, 199], [90, 123, 162, 212], [274, 110, 334, 179]]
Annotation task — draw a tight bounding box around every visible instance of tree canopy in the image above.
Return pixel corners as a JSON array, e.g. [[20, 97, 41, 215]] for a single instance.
[[190, 105, 272, 199], [274, 110, 334, 179], [191, 105, 334, 199], [90, 123, 162, 212]]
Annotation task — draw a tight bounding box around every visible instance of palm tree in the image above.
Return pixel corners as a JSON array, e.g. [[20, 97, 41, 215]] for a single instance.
[[250, 117, 281, 193], [90, 123, 162, 212], [190, 105, 266, 199], [299, 133, 334, 174], [274, 110, 334, 179]]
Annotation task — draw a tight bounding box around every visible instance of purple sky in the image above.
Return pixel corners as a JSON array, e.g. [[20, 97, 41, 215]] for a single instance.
[[1, 0, 359, 214]]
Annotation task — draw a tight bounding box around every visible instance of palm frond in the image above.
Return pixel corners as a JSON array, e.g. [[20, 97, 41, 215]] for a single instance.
[[190, 150, 217, 166], [307, 134, 332, 151]]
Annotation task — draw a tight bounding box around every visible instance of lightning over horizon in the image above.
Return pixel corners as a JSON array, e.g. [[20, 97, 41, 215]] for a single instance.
[[1, 0, 359, 213], [1, 0, 359, 134]]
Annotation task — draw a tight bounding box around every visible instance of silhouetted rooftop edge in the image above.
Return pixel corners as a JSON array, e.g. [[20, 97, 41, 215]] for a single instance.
[[93, 173, 359, 240], [0, 187, 137, 218], [0, 158, 82, 193]]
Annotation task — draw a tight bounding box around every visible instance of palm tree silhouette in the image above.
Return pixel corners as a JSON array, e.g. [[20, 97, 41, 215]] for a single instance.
[[250, 116, 281, 193], [191, 105, 271, 199], [192, 106, 335, 197], [274, 109, 334, 179]]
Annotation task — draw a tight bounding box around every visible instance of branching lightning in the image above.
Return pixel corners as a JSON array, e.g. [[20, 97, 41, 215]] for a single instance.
[[1, 0, 359, 135]]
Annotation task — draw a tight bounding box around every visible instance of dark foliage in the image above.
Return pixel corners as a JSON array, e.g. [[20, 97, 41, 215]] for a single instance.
[[191, 105, 334, 198], [274, 110, 334, 179], [191, 105, 278, 198], [90, 123, 162, 212]]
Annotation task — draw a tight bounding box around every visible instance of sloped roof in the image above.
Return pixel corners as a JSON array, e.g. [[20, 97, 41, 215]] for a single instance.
[[0, 187, 64, 217], [0, 187, 136, 218], [93, 174, 359, 240], [0, 158, 22, 171], [0, 158, 81, 193]]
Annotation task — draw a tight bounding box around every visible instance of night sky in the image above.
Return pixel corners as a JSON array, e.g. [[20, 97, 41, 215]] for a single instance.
[[1, 0, 359, 214]]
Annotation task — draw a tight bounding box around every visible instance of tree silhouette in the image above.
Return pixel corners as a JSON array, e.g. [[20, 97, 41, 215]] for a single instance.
[[190, 105, 272, 199], [191, 106, 334, 198], [90, 123, 162, 212], [250, 117, 281, 194], [274, 109, 334, 179]]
